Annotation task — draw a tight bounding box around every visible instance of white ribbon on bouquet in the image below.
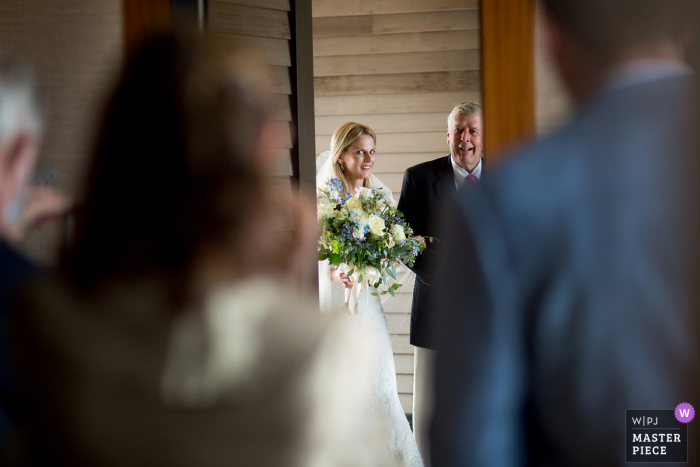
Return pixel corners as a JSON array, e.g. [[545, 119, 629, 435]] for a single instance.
[[337, 263, 381, 315]]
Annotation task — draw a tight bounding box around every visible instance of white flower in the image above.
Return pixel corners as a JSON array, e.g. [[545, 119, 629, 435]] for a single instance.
[[386, 196, 398, 208], [368, 214, 386, 236], [355, 210, 369, 226], [317, 202, 335, 220], [376, 201, 386, 211], [387, 235, 395, 249], [353, 226, 366, 240], [345, 197, 362, 210], [390, 224, 406, 244], [333, 208, 347, 220], [357, 187, 373, 200]]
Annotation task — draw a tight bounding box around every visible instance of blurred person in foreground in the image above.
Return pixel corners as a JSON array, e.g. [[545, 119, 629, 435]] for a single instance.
[[8, 33, 387, 466], [430, 0, 699, 466], [0, 51, 69, 457]]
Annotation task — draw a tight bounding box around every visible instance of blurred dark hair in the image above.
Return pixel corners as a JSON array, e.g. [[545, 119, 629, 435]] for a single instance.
[[540, 0, 691, 59], [62, 32, 269, 290]]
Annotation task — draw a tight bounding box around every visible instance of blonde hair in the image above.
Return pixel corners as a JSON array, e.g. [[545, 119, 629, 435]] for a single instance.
[[330, 122, 376, 194], [447, 101, 482, 127]]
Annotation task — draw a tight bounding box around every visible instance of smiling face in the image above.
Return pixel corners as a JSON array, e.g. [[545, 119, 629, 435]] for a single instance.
[[448, 113, 483, 171], [338, 133, 376, 184]]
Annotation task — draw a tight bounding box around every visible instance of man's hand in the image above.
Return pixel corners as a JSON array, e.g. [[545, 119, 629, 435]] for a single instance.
[[4, 185, 70, 243]]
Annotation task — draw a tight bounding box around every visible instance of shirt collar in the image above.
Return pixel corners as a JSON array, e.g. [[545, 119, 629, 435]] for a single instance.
[[451, 155, 482, 188]]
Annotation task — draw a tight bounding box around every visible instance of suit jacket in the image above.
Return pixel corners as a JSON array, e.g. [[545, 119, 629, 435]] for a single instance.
[[430, 72, 699, 466], [0, 241, 36, 452], [398, 155, 483, 349]]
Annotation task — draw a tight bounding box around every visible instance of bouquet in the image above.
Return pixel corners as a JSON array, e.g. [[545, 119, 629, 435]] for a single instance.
[[317, 177, 428, 301]]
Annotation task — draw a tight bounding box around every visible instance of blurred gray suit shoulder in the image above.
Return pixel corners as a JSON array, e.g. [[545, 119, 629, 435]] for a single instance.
[[431, 73, 698, 467]]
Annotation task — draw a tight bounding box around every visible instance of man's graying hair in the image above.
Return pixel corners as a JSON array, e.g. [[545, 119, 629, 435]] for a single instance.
[[448, 101, 482, 127], [0, 50, 43, 142]]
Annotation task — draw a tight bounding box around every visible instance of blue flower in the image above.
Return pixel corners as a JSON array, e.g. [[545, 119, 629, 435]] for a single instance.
[[329, 177, 343, 191]]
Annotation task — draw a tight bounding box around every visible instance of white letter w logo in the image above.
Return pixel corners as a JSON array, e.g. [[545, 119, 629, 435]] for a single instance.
[[680, 409, 691, 418]]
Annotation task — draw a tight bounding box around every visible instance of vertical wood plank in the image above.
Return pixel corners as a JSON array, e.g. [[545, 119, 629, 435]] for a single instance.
[[480, 0, 535, 160], [289, 0, 319, 302]]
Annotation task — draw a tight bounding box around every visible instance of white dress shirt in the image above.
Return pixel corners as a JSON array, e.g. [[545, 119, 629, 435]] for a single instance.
[[451, 156, 482, 189]]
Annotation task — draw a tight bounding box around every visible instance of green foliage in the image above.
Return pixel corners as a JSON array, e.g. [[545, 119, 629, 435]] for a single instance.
[[317, 182, 428, 296]]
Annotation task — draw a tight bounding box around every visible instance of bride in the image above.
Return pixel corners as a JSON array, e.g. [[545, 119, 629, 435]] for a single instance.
[[317, 122, 424, 467]]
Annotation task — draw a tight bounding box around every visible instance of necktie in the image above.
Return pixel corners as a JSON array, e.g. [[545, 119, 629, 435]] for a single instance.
[[465, 174, 477, 184]]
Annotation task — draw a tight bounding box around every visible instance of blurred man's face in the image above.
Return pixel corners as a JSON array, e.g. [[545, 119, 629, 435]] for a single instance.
[[448, 113, 483, 171]]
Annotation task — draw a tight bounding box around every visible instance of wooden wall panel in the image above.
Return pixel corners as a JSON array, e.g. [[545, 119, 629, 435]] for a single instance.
[[268, 65, 292, 94], [210, 33, 292, 66], [391, 335, 414, 355], [208, 2, 291, 39], [399, 394, 413, 413], [270, 121, 294, 148], [396, 375, 413, 393], [313, 0, 477, 17], [394, 354, 414, 374], [270, 149, 294, 176], [371, 10, 479, 34], [316, 132, 446, 156], [314, 49, 480, 77], [315, 91, 480, 115], [313, 0, 481, 413], [313, 10, 479, 37], [315, 70, 480, 96], [215, 0, 290, 11], [373, 153, 446, 173], [207, 0, 297, 212], [316, 113, 448, 134], [314, 29, 480, 56], [209, 1, 288, 20], [269, 94, 293, 120]]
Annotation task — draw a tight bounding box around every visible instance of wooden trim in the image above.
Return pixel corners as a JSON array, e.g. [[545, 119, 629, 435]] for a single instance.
[[123, 0, 171, 55], [480, 0, 536, 161], [288, 0, 318, 301]]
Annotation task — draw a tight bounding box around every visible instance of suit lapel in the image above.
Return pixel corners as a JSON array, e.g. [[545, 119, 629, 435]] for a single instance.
[[433, 155, 456, 202]]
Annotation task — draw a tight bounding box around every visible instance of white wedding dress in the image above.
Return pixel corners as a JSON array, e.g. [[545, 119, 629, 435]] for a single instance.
[[317, 152, 424, 467]]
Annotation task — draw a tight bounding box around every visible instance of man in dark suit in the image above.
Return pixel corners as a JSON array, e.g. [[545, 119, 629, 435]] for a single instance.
[[429, 1, 700, 466], [397, 101, 483, 463]]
